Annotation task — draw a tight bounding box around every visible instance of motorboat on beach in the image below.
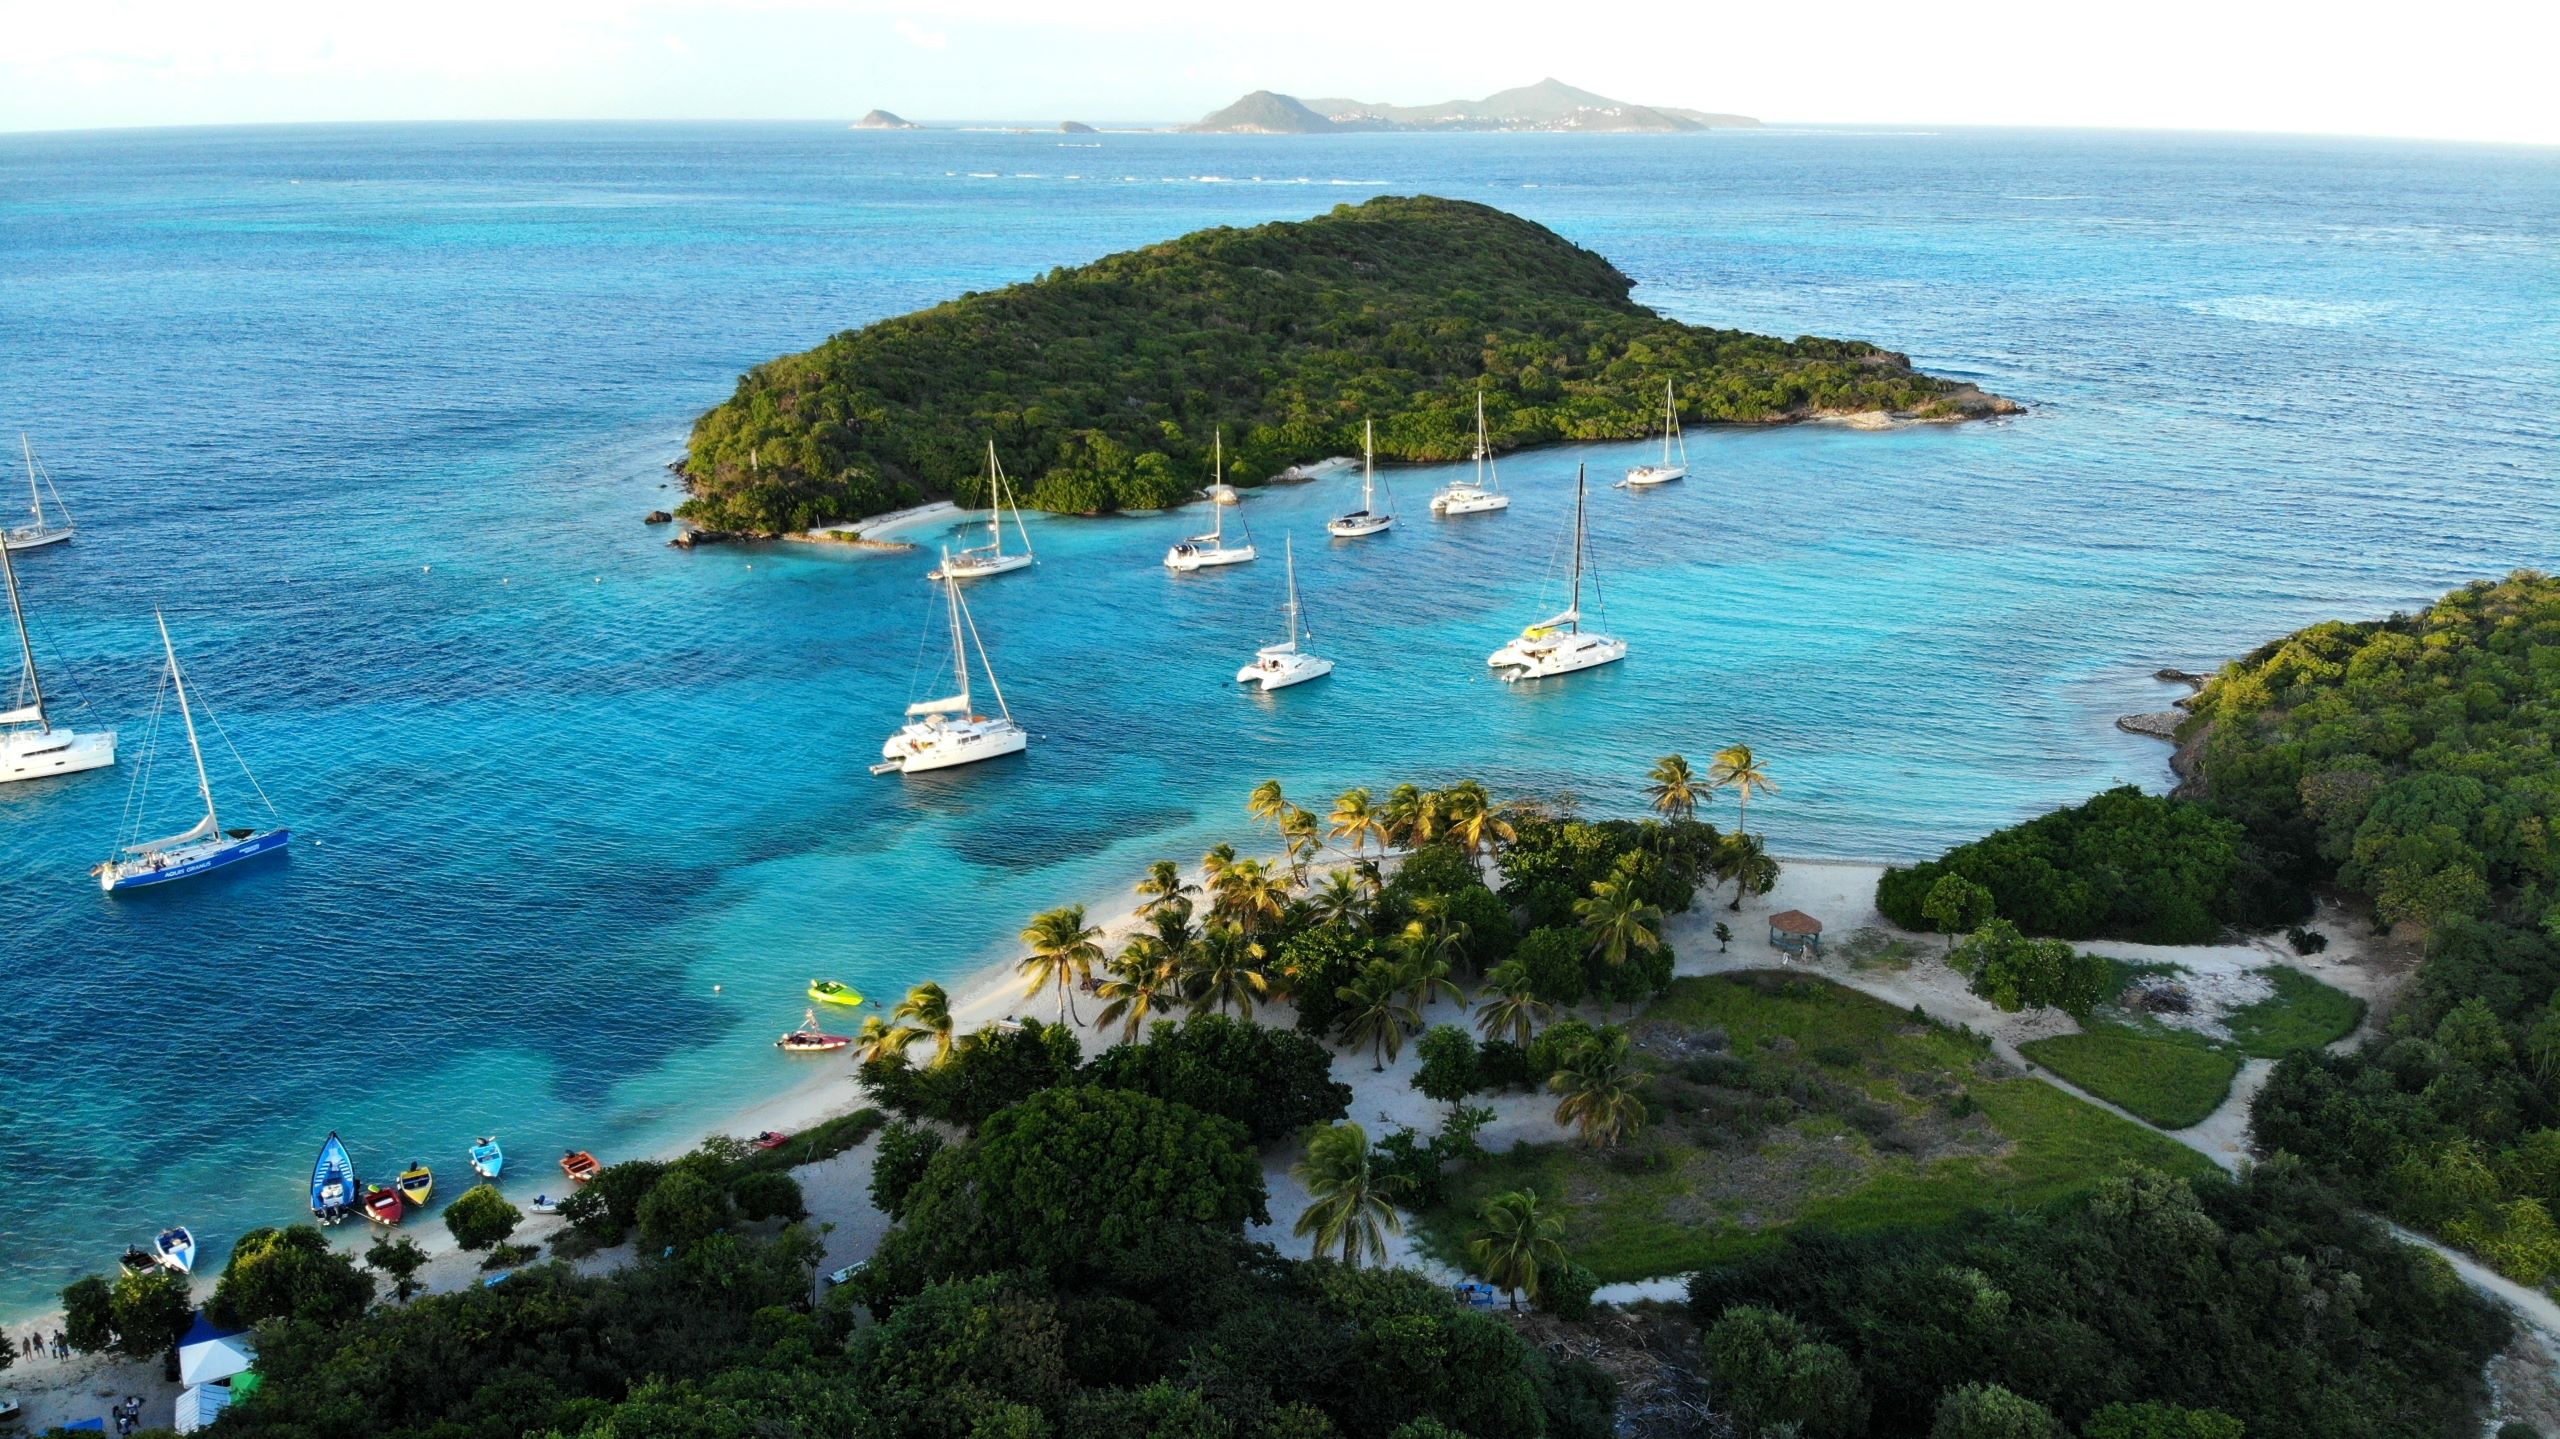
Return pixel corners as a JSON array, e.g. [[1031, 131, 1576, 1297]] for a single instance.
[[927, 441, 1035, 580], [95, 610, 289, 891], [1623, 378, 1688, 487], [1430, 389, 1512, 516], [0, 503, 115, 785], [873, 554, 1028, 776], [1326, 421, 1394, 538], [310, 1132, 359, 1226], [1165, 431, 1257, 571], [152, 1225, 197, 1274], [1236, 536, 1332, 691], [468, 1136, 505, 1180], [1488, 464, 1628, 682], [560, 1150, 602, 1184], [361, 1184, 407, 1226], [398, 1161, 434, 1209]]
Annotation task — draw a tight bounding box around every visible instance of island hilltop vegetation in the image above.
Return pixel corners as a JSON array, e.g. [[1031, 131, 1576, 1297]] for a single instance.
[[1187, 77, 1758, 133], [680, 196, 2011, 533]]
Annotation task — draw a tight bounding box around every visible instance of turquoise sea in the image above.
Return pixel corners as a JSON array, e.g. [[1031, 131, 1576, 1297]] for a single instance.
[[1, 123, 2553, 1309]]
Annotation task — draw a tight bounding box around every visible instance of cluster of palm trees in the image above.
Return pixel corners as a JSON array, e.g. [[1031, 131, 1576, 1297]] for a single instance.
[[1650, 747, 1782, 911]]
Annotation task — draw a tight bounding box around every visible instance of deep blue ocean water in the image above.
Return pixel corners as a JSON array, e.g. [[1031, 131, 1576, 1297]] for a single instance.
[[1, 122, 2553, 1309]]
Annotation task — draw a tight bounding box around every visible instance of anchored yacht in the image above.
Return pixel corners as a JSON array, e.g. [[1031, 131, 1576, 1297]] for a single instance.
[[2, 435, 75, 552], [874, 551, 1028, 775], [1326, 421, 1394, 538], [1624, 379, 1688, 487], [1488, 464, 1627, 682], [929, 441, 1034, 580], [0, 515, 115, 784], [1237, 536, 1332, 691], [1430, 389, 1512, 516], [1165, 431, 1257, 571]]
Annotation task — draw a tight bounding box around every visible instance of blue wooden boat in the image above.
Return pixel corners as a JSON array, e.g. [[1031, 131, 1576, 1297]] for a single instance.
[[468, 1136, 504, 1181], [152, 1226, 196, 1274], [95, 611, 288, 893], [310, 1132, 358, 1225]]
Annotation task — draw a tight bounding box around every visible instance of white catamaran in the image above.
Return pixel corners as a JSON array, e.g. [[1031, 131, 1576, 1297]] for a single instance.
[[1165, 431, 1257, 571], [1488, 463, 1628, 681], [1236, 535, 1332, 691], [3, 434, 76, 551], [97, 611, 290, 891], [928, 441, 1034, 581], [1326, 421, 1394, 538], [874, 552, 1028, 775], [0, 511, 116, 784], [1430, 389, 1512, 516], [1624, 379, 1688, 488]]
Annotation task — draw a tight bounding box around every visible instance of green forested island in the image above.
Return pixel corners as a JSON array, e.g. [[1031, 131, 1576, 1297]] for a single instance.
[[678, 196, 2015, 532]]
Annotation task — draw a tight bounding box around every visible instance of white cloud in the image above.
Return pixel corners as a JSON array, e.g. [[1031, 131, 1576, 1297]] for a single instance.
[[891, 17, 947, 51]]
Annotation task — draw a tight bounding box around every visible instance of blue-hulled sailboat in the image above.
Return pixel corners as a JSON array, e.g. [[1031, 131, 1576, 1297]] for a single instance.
[[95, 610, 289, 893], [469, 1136, 505, 1181], [310, 1132, 358, 1225]]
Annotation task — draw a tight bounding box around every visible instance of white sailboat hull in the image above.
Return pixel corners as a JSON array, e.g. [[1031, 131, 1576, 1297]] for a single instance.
[[876, 715, 1028, 774], [930, 551, 1032, 580], [1489, 631, 1627, 680], [1430, 487, 1510, 515], [1165, 541, 1257, 571], [2, 524, 73, 551], [1327, 513, 1392, 537], [1624, 465, 1686, 487], [0, 726, 116, 784], [1237, 650, 1333, 690]]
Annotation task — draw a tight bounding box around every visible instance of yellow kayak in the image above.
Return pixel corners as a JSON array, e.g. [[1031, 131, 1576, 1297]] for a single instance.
[[397, 1162, 433, 1209], [807, 979, 865, 1008]]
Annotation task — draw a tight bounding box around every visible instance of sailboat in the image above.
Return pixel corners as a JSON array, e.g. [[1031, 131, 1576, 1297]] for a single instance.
[[2, 435, 75, 551], [1624, 379, 1688, 487], [928, 441, 1035, 580], [1165, 431, 1257, 570], [1488, 463, 1627, 681], [1, 515, 116, 784], [1237, 536, 1333, 691], [95, 611, 291, 892], [872, 553, 1028, 775], [1430, 389, 1512, 516], [1326, 421, 1394, 538], [309, 1132, 359, 1225]]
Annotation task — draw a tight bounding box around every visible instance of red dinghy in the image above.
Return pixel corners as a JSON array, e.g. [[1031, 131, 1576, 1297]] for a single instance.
[[776, 1006, 850, 1053], [560, 1150, 602, 1184], [752, 1131, 793, 1150], [361, 1185, 407, 1226]]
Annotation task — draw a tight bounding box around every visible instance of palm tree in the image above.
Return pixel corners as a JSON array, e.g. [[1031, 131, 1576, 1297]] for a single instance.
[[1246, 779, 1290, 831], [1183, 924, 1271, 1019], [1473, 960, 1551, 1047], [1097, 939, 1179, 1041], [1281, 806, 1324, 884], [1310, 869, 1368, 928], [1549, 1029, 1647, 1147], [1381, 784, 1437, 851], [1135, 859, 1198, 919], [1708, 744, 1777, 841], [1200, 842, 1239, 888], [889, 982, 957, 1067], [1406, 892, 1473, 972], [1019, 904, 1104, 1025], [1291, 1122, 1408, 1267], [852, 1014, 905, 1065], [1212, 858, 1291, 933], [1647, 754, 1699, 823], [1329, 787, 1386, 855], [1437, 780, 1514, 859], [1715, 831, 1778, 913], [1393, 948, 1463, 1012], [1468, 1190, 1568, 1310], [1576, 854, 1665, 990], [1352, 856, 1385, 899], [1335, 962, 1421, 1071]]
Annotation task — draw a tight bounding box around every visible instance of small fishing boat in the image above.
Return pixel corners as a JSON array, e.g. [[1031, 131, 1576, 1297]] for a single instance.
[[468, 1135, 505, 1180], [397, 1161, 434, 1209], [0, 506, 116, 785], [361, 1185, 406, 1226], [95, 610, 290, 892], [309, 1132, 359, 1226], [1488, 464, 1628, 681], [561, 1150, 602, 1184], [1, 434, 76, 551], [1623, 378, 1688, 487], [807, 979, 864, 1008], [1164, 432, 1257, 571], [752, 1130, 793, 1150], [873, 558, 1028, 775], [152, 1225, 197, 1274], [927, 442, 1035, 580], [1430, 389, 1512, 516], [1326, 421, 1394, 538], [778, 1008, 852, 1052], [1236, 535, 1332, 691], [118, 1245, 160, 1276]]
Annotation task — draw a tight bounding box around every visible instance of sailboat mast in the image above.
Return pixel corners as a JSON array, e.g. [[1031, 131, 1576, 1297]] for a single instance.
[[1662, 380, 1674, 465], [984, 442, 1004, 553], [0, 514, 44, 730], [1475, 389, 1489, 489], [156, 610, 218, 831], [941, 555, 971, 712], [955, 583, 1012, 721], [1284, 535, 1301, 643], [1362, 420, 1376, 511], [1569, 464, 1587, 630], [20, 434, 42, 528], [1210, 431, 1225, 544]]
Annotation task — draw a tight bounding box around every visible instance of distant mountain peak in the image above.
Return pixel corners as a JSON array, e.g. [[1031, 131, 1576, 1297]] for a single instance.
[[852, 109, 919, 130], [1185, 80, 1757, 134]]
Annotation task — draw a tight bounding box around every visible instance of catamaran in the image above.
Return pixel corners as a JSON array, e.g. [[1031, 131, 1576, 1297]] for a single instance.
[[928, 441, 1034, 581], [1165, 431, 1257, 570], [1430, 389, 1512, 516], [873, 552, 1028, 775], [1326, 421, 1394, 538], [1237, 535, 1333, 691], [1624, 379, 1688, 487], [95, 611, 290, 892], [2, 435, 75, 551], [1, 514, 116, 784], [1488, 463, 1628, 681]]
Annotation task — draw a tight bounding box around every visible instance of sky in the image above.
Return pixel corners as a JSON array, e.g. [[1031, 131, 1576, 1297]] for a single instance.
[[3, 0, 2555, 144]]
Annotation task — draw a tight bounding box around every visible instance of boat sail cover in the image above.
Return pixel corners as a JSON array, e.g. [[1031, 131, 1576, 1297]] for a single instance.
[[128, 812, 218, 854], [905, 693, 969, 717], [0, 701, 40, 727], [309, 1132, 357, 1214]]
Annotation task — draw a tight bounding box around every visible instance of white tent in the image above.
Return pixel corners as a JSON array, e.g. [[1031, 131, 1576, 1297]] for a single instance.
[[177, 1329, 254, 1386], [174, 1382, 232, 1434]]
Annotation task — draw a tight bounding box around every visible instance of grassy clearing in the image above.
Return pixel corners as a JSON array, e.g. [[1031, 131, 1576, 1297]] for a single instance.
[[2018, 1024, 2241, 1129], [1417, 973, 2214, 1283], [2223, 965, 2365, 1057], [729, 1107, 884, 1177], [1837, 926, 1924, 973]]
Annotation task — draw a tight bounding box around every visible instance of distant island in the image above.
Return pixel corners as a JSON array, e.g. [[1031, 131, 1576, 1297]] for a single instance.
[[678, 196, 2008, 532], [1185, 78, 1758, 134], [1059, 120, 1097, 134], [851, 109, 919, 130]]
